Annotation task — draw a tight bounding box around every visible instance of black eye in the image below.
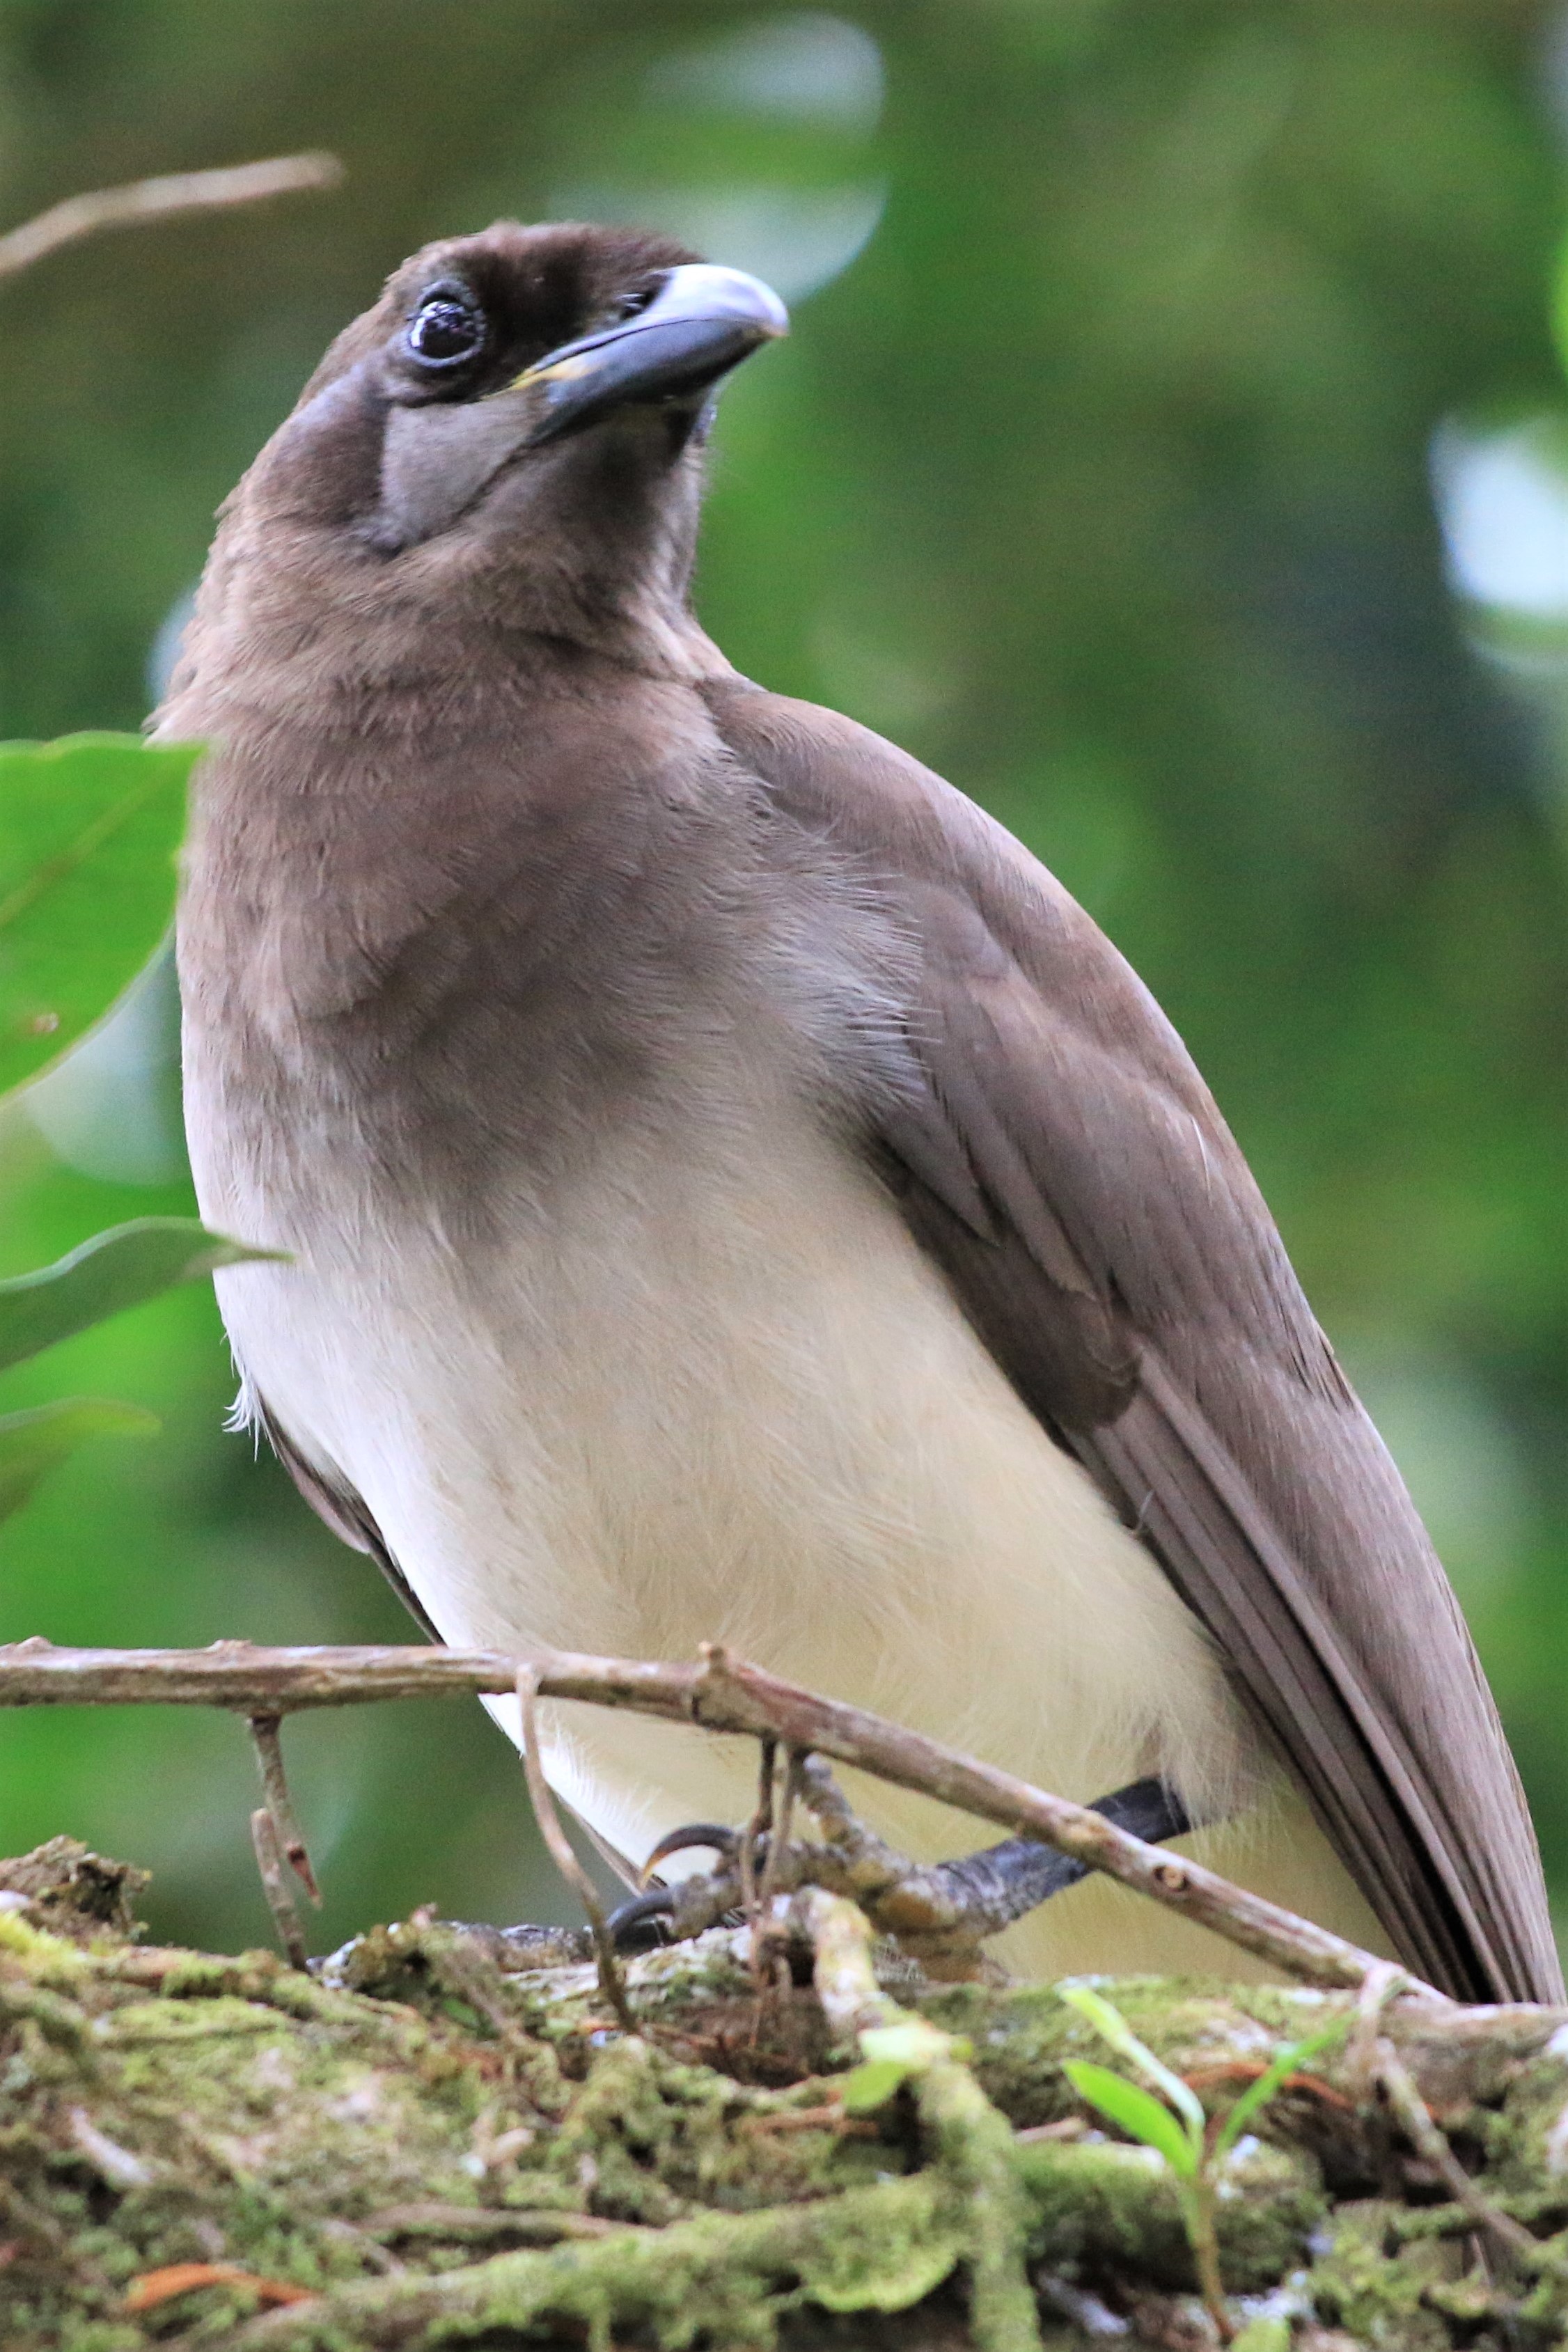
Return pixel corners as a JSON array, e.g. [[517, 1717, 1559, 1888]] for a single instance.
[[609, 281, 661, 324], [405, 285, 485, 368]]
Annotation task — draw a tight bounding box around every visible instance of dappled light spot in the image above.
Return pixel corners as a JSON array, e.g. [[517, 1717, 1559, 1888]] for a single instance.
[[1431, 414, 1568, 632], [644, 13, 884, 134], [550, 180, 886, 306]]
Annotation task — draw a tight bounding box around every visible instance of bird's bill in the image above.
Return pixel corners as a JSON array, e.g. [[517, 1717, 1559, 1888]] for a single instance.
[[510, 262, 788, 447]]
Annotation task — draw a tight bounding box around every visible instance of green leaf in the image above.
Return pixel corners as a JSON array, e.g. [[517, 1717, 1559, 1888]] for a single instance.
[[1211, 2016, 1350, 2166], [1059, 1982, 1207, 2145], [839, 2057, 911, 2114], [0, 1397, 159, 1523], [0, 734, 199, 1096], [1063, 2060, 1198, 2178], [1230, 2320, 1290, 2352], [0, 1217, 276, 1374], [859, 2019, 958, 2069], [841, 2016, 963, 2110]]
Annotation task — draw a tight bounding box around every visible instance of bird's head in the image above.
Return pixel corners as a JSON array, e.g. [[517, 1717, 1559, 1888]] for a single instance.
[[184, 222, 787, 686]]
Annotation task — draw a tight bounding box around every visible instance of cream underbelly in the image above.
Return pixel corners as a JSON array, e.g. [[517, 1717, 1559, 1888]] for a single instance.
[[209, 1095, 1388, 1980]]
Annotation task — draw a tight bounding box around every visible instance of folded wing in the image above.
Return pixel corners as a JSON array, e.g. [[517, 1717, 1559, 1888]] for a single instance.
[[706, 677, 1560, 2004]]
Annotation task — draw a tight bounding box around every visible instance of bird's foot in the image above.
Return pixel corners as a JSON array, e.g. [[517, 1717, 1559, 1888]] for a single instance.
[[324, 1769, 1192, 2005], [605, 1761, 1192, 1979]]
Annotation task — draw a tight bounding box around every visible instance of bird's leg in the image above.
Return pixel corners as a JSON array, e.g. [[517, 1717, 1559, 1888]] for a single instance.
[[806, 1763, 1193, 1973], [604, 1758, 1193, 1975], [786, 1757, 1177, 1975]]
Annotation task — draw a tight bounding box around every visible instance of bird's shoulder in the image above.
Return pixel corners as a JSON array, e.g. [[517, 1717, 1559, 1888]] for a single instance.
[[701, 673, 1325, 1388]]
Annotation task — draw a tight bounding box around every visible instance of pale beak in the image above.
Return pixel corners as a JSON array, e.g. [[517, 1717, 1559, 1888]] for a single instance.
[[511, 262, 788, 446]]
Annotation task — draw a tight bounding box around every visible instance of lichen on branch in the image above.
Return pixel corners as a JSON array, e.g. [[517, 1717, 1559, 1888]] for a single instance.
[[4, 1840, 1568, 2351]]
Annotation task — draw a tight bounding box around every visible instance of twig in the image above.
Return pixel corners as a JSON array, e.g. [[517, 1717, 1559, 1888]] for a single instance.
[[0, 1635, 1444, 1998], [0, 152, 344, 281], [1348, 1957, 1413, 2084], [1184, 2060, 1354, 2115], [758, 1747, 801, 1921], [738, 2103, 877, 2138], [797, 1889, 1041, 2351], [125, 2261, 313, 2315], [738, 1736, 775, 1936], [797, 1885, 900, 2043], [249, 1808, 308, 1972], [741, 1737, 781, 1999], [514, 1664, 634, 2037], [1341, 1960, 1533, 2264], [750, 1750, 805, 2003], [247, 1714, 320, 1904], [1374, 2037, 1535, 2262]]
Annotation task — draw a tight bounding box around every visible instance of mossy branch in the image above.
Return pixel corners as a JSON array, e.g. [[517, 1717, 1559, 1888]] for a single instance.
[[2, 1840, 1566, 2351]]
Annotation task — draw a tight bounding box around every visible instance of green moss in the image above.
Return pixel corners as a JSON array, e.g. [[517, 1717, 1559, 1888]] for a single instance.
[[921, 1975, 1350, 2131], [2, 1846, 1565, 2350], [1306, 2200, 1455, 2350], [0, 1908, 90, 1984], [239, 2172, 961, 2352], [549, 2035, 862, 2224]]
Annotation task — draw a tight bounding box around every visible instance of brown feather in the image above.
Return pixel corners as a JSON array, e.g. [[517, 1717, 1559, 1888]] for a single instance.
[[256, 1400, 444, 1645], [703, 676, 1561, 2004]]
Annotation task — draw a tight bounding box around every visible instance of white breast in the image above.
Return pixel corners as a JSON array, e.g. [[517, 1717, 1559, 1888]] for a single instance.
[[205, 1074, 1383, 1977]]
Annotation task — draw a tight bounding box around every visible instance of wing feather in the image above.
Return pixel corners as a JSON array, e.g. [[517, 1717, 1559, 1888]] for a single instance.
[[707, 676, 1560, 2002]]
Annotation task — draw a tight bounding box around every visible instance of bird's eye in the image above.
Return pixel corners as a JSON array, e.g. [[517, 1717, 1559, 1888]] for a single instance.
[[609, 281, 662, 324], [405, 285, 485, 369]]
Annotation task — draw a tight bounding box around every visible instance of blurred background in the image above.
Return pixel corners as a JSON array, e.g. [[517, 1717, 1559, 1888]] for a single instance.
[[0, 0, 1562, 1961]]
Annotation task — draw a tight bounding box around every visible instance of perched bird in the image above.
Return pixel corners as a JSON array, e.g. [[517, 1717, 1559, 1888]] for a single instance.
[[170, 222, 1560, 2000]]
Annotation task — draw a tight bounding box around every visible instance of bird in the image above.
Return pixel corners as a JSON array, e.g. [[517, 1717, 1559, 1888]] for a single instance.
[[168, 221, 1560, 2002]]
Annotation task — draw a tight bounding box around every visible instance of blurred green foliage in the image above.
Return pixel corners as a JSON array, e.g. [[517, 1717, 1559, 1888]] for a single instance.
[[0, 0, 1562, 1962], [0, 733, 253, 1530], [0, 1213, 263, 1372], [0, 735, 194, 1091]]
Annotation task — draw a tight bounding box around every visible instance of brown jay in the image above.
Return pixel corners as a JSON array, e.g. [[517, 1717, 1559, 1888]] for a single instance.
[[168, 223, 1561, 2002]]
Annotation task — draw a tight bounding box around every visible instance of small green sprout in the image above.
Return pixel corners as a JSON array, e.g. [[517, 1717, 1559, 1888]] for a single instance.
[[839, 2017, 971, 2112], [1060, 1982, 1347, 2344]]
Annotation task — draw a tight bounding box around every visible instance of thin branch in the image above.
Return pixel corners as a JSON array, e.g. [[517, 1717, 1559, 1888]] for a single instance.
[[361, 2205, 628, 2245], [247, 1714, 320, 1904], [798, 1885, 895, 2043], [514, 1664, 634, 2036], [758, 1748, 802, 1920], [0, 152, 344, 282], [794, 1888, 1042, 2351], [1374, 2036, 1535, 2261], [739, 1735, 776, 1990], [0, 1637, 617, 1710], [0, 1635, 1445, 1999], [249, 1808, 308, 1972]]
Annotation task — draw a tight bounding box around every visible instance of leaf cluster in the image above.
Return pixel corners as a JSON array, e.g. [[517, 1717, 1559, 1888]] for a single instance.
[[0, 735, 259, 1523]]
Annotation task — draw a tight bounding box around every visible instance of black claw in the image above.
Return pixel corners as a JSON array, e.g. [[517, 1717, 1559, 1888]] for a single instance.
[[638, 1820, 742, 1885], [607, 1885, 678, 1952], [611, 1780, 1193, 1958]]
